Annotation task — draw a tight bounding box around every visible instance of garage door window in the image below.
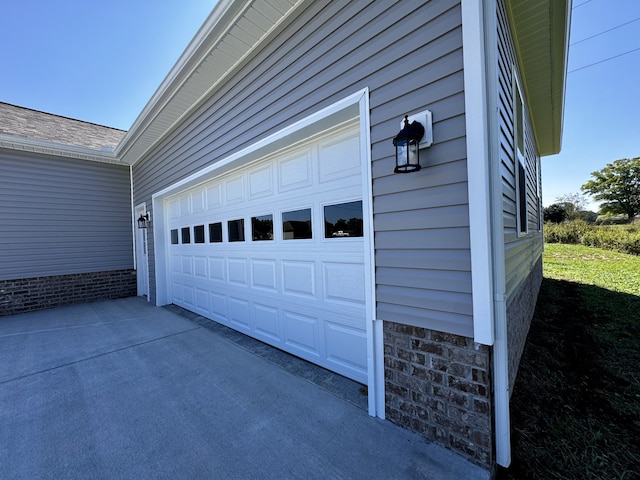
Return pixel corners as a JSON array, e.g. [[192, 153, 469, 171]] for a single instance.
[[228, 219, 245, 242], [324, 201, 363, 238], [209, 222, 222, 243], [194, 225, 205, 243], [282, 208, 312, 240], [170, 229, 179, 245], [252, 214, 273, 241], [181, 227, 191, 244]]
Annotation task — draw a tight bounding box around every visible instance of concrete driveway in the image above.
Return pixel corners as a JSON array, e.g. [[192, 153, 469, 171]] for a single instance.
[[0, 297, 489, 480]]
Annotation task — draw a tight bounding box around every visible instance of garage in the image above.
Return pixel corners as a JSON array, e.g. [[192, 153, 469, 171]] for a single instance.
[[164, 123, 369, 383]]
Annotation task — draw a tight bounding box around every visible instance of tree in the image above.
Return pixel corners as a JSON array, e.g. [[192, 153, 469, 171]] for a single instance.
[[543, 203, 567, 223], [554, 192, 589, 220], [581, 157, 640, 222]]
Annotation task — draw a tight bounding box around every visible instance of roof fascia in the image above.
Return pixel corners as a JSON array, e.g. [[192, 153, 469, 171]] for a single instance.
[[114, 0, 241, 162], [115, 0, 306, 166], [0, 133, 125, 165]]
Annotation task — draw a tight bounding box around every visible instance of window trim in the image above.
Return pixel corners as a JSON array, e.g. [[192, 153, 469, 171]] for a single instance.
[[513, 70, 528, 236]]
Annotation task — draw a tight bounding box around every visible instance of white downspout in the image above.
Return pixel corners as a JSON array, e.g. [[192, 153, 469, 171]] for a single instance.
[[462, 0, 511, 467]]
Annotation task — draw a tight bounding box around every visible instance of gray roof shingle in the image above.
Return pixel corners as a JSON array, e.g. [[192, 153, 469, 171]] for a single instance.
[[0, 102, 126, 151]]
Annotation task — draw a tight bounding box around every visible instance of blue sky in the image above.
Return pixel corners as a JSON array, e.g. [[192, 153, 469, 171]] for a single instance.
[[544, 0, 640, 211], [1, 1, 638, 213], [0, 0, 214, 129]]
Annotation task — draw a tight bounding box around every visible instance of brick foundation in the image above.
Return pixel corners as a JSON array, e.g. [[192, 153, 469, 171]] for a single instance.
[[506, 256, 542, 393], [384, 323, 493, 468], [0, 270, 137, 316]]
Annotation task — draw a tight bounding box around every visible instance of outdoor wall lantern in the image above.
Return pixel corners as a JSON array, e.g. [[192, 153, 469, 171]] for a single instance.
[[393, 110, 433, 173], [137, 213, 151, 229]]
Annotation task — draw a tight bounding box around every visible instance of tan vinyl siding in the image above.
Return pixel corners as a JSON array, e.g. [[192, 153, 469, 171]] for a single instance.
[[0, 149, 133, 280], [496, 0, 544, 302], [133, 0, 472, 337]]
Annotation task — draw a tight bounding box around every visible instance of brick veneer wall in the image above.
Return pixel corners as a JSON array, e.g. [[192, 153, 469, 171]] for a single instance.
[[506, 255, 542, 393], [384, 323, 493, 468], [0, 270, 136, 316]]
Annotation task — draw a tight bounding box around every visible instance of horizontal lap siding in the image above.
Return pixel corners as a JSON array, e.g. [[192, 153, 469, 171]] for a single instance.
[[133, 0, 472, 336], [0, 149, 133, 280], [496, 0, 543, 301]]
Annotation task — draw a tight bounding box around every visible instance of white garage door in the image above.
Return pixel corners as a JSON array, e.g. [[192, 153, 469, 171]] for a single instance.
[[166, 124, 368, 383]]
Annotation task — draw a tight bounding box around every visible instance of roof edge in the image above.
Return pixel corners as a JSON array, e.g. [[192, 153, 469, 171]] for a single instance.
[[0, 133, 127, 165], [114, 0, 245, 162]]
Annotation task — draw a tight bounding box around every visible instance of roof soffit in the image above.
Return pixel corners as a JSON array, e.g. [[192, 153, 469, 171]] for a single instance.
[[505, 0, 571, 156], [116, 0, 304, 166]]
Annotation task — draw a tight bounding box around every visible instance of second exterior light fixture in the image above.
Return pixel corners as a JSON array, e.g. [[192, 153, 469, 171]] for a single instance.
[[393, 110, 433, 173]]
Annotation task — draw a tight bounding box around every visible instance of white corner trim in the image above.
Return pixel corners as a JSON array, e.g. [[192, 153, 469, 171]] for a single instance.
[[461, 0, 494, 346], [463, 0, 512, 468]]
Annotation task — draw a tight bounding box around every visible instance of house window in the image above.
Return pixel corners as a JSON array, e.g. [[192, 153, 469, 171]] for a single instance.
[[252, 214, 273, 241], [282, 208, 312, 240], [209, 222, 222, 243], [228, 219, 245, 242], [324, 201, 363, 238], [181, 227, 191, 244], [170, 229, 179, 245], [194, 225, 205, 244], [514, 73, 528, 235]]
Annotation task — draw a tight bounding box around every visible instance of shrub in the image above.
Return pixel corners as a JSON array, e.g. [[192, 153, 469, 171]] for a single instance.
[[544, 221, 640, 255]]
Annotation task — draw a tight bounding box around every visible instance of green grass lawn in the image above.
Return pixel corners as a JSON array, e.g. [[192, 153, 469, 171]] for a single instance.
[[500, 243, 640, 480]]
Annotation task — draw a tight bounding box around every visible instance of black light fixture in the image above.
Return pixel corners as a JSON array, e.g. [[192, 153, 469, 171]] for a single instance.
[[137, 213, 150, 229], [393, 115, 425, 173]]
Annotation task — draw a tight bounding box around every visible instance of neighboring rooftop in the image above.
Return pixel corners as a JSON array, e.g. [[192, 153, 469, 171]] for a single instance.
[[0, 102, 126, 151]]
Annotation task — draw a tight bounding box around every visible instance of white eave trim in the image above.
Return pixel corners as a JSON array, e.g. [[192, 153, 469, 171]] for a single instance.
[[115, 0, 306, 167], [0, 133, 124, 165]]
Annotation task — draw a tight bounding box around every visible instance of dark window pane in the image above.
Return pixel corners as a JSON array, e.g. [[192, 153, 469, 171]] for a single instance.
[[252, 214, 273, 241], [194, 225, 205, 243], [324, 201, 364, 238], [518, 161, 527, 233], [181, 227, 191, 244], [170, 229, 179, 245], [282, 208, 312, 240], [228, 219, 245, 242], [209, 222, 222, 243]]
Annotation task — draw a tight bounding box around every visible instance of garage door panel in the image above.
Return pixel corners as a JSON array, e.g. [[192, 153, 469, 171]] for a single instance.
[[323, 262, 365, 305], [251, 259, 277, 291], [208, 257, 226, 281], [183, 285, 195, 307], [325, 321, 367, 372], [179, 195, 191, 215], [225, 175, 245, 204], [195, 287, 209, 312], [192, 188, 206, 213], [318, 134, 360, 182], [278, 149, 312, 192], [181, 256, 193, 275], [228, 258, 248, 285], [210, 291, 227, 318], [249, 165, 274, 199], [253, 303, 280, 341], [207, 184, 223, 209], [194, 256, 207, 278], [229, 296, 251, 329], [166, 123, 368, 383], [282, 261, 315, 297], [283, 310, 320, 356]]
